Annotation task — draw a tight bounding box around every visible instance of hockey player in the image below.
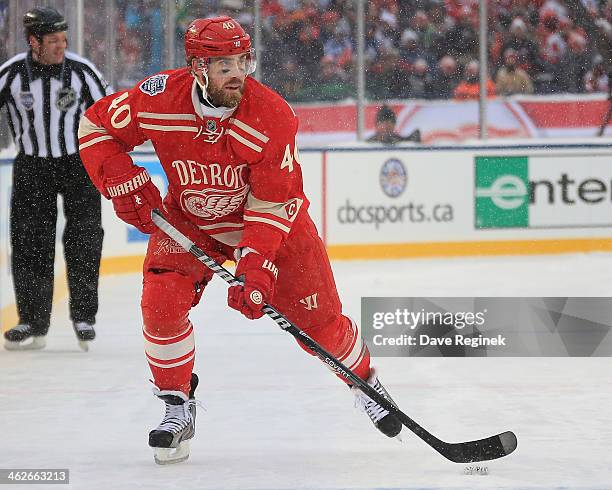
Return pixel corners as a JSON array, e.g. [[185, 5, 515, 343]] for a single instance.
[[78, 16, 401, 464]]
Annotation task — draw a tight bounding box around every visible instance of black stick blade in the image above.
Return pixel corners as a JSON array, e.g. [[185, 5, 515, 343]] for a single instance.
[[440, 430, 517, 463]]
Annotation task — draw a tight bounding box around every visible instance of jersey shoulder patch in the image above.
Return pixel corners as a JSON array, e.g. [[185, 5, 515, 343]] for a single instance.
[[139, 74, 169, 96]]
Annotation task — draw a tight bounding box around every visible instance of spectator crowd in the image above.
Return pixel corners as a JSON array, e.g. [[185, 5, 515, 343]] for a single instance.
[[5, 0, 612, 102], [258, 0, 612, 101]]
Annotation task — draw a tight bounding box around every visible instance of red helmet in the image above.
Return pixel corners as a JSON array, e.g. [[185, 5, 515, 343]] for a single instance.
[[185, 16, 252, 59]]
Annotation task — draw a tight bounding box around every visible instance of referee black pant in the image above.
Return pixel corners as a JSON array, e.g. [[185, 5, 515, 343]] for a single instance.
[[10, 153, 104, 335]]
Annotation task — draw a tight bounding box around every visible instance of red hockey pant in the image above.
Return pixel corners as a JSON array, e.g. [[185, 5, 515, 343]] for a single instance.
[[141, 213, 370, 395]]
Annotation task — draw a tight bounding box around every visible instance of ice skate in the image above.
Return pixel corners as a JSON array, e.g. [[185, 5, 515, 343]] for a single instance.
[[352, 368, 402, 438], [72, 321, 96, 351], [149, 373, 199, 465], [4, 324, 46, 351]]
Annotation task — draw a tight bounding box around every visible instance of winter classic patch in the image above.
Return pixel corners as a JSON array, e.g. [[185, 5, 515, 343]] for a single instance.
[[139, 74, 169, 96]]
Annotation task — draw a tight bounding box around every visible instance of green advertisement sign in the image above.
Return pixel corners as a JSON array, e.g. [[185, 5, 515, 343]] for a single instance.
[[475, 156, 529, 229]]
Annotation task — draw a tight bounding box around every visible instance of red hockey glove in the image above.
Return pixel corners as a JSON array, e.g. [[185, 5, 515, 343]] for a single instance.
[[105, 167, 162, 234], [228, 251, 278, 320]]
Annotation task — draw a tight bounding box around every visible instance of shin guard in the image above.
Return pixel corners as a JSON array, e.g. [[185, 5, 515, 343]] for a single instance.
[[142, 271, 197, 395]]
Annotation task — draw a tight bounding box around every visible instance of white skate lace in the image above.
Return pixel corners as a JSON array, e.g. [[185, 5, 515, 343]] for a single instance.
[[354, 391, 390, 423], [155, 400, 199, 434], [353, 377, 392, 424]]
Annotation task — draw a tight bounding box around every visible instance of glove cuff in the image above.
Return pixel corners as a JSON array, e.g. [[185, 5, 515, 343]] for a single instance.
[[236, 252, 278, 281]]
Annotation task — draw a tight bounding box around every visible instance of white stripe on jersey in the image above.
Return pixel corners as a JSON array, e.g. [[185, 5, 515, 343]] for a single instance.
[[229, 117, 269, 142], [197, 222, 244, 230], [138, 112, 196, 121], [0, 70, 9, 94], [6, 103, 22, 150], [11, 73, 33, 155], [78, 135, 114, 150], [83, 70, 105, 107], [78, 115, 108, 138], [66, 51, 109, 93], [63, 72, 84, 155], [30, 78, 47, 157], [0, 52, 26, 72], [49, 77, 63, 157], [138, 123, 198, 133], [227, 128, 263, 152], [243, 214, 291, 233]]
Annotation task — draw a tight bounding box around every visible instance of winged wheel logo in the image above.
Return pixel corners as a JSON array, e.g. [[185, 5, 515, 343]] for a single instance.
[[180, 184, 249, 219]]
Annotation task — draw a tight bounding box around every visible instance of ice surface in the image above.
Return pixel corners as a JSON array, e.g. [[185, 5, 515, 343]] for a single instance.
[[1, 254, 611, 489]]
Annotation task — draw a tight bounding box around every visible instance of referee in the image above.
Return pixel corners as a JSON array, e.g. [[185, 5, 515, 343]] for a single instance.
[[0, 7, 112, 350]]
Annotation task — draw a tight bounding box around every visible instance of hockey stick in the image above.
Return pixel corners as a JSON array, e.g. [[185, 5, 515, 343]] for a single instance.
[[151, 209, 517, 463]]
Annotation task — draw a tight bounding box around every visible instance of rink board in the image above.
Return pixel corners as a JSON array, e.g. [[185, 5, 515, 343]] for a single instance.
[[2, 141, 612, 320]]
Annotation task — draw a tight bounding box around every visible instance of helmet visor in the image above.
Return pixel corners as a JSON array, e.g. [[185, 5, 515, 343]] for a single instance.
[[198, 49, 257, 77]]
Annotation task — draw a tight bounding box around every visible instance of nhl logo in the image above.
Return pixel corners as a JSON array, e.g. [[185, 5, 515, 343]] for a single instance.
[[195, 119, 224, 143], [139, 74, 169, 96], [19, 91, 35, 111], [55, 87, 77, 111]]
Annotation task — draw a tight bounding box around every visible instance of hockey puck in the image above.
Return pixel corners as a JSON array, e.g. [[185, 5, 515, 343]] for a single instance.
[[463, 465, 489, 476]]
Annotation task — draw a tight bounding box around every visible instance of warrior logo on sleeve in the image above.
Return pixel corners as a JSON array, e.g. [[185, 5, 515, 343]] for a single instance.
[[180, 184, 249, 219]]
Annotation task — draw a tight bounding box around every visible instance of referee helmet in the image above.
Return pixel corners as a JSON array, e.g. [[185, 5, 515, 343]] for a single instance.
[[23, 6, 68, 40]]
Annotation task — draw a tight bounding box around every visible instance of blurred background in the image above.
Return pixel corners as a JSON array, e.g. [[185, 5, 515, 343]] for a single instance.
[[3, 0, 612, 145]]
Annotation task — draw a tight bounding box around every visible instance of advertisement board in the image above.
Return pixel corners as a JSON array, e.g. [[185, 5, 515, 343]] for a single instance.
[[297, 151, 323, 233], [89, 146, 612, 261], [294, 96, 612, 146], [3, 142, 612, 316], [475, 153, 612, 230], [325, 151, 472, 245]]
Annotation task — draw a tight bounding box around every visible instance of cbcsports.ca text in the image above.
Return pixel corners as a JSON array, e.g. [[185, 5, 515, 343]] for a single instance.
[[337, 199, 454, 229]]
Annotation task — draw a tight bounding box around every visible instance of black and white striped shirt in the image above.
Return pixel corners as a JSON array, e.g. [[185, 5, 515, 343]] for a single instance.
[[0, 50, 113, 158]]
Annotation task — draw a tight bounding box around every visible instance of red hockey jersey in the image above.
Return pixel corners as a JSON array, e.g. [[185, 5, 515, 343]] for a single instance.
[[78, 68, 309, 259]]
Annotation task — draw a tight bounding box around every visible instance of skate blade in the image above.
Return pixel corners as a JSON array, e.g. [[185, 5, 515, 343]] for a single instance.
[[395, 428, 404, 443], [78, 340, 91, 352], [4, 337, 46, 351], [153, 441, 190, 465]]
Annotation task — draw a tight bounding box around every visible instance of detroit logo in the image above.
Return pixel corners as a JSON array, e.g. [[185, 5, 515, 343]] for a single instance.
[[140, 74, 169, 96], [180, 185, 249, 219]]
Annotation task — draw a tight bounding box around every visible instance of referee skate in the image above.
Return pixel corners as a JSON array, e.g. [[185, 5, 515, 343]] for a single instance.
[[4, 324, 46, 350]]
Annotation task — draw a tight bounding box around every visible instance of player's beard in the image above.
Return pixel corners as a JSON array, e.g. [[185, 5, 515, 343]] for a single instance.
[[207, 77, 244, 108]]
